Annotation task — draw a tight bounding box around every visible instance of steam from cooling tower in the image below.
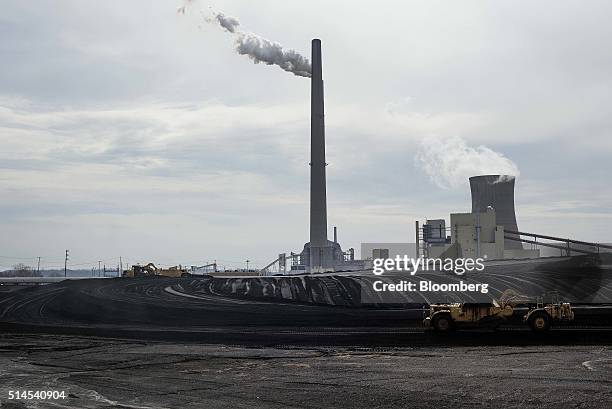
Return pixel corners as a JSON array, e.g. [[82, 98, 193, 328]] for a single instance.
[[415, 136, 520, 189], [206, 10, 312, 77]]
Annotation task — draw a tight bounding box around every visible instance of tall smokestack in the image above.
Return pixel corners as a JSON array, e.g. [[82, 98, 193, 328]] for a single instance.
[[310, 39, 327, 248], [469, 175, 523, 249], [308, 38, 333, 271]]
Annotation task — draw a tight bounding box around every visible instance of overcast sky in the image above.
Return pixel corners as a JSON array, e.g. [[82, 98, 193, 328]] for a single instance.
[[1, 0, 611, 270]]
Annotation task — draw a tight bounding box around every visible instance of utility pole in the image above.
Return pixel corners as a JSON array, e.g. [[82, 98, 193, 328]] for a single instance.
[[245, 259, 250, 271], [415, 221, 419, 259], [98, 260, 102, 277], [120, 256, 123, 277], [37, 257, 41, 275], [64, 250, 69, 277]]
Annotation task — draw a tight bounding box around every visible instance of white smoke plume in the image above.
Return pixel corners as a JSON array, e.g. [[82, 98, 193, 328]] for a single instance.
[[207, 11, 311, 77], [215, 12, 239, 33], [177, 2, 310, 77], [415, 136, 520, 189], [177, 0, 195, 15], [234, 32, 312, 77], [492, 174, 516, 184]]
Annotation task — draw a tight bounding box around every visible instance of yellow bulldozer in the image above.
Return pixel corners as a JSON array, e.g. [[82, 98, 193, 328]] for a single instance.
[[122, 263, 190, 278], [423, 291, 574, 333]]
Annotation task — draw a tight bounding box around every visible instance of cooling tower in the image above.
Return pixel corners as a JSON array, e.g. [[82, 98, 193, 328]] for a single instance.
[[469, 175, 523, 249]]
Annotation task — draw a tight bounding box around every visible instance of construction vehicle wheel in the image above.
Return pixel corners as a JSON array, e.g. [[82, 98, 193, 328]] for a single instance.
[[432, 314, 453, 333], [528, 312, 550, 332]]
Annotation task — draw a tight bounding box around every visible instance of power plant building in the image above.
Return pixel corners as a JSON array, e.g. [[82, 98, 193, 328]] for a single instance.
[[270, 40, 555, 274], [425, 175, 539, 260]]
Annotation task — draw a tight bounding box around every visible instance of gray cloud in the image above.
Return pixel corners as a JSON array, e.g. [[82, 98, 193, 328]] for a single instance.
[[1, 0, 612, 267]]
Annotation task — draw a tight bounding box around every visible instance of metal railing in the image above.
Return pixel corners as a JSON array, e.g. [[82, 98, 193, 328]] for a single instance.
[[505, 230, 612, 256]]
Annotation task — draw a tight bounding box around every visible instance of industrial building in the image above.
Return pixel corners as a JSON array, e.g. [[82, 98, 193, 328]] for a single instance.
[[359, 171, 612, 265], [419, 174, 611, 261], [424, 207, 540, 260], [292, 40, 541, 270], [422, 175, 539, 260], [259, 40, 611, 276]]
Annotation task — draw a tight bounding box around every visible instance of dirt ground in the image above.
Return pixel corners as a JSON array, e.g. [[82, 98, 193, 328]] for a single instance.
[[0, 334, 610, 409]]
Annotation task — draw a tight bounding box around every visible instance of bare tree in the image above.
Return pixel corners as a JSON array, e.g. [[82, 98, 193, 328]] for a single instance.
[[0, 263, 42, 277]]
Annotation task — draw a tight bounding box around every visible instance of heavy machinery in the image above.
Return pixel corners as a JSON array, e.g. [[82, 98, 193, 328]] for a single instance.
[[122, 263, 190, 278], [423, 301, 514, 332], [423, 291, 574, 333], [522, 298, 574, 332]]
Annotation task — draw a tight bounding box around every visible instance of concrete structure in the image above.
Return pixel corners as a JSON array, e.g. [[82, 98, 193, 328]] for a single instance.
[[371, 248, 390, 260], [306, 38, 338, 272], [292, 39, 363, 273], [361, 243, 417, 260], [310, 39, 327, 250], [426, 207, 539, 260], [423, 219, 447, 244], [469, 175, 523, 249], [451, 207, 504, 259]]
